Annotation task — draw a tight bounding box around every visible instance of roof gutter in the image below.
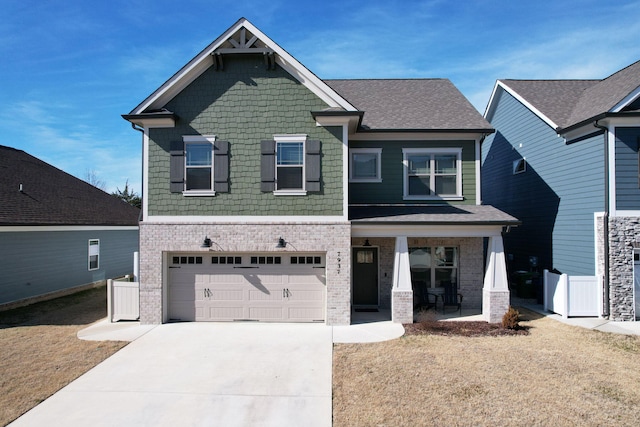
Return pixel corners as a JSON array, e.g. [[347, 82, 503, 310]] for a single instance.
[[593, 120, 610, 318]]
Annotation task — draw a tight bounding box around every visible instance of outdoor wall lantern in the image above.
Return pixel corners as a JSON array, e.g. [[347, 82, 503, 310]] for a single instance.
[[363, 239, 371, 247], [276, 237, 287, 248], [201, 236, 212, 248]]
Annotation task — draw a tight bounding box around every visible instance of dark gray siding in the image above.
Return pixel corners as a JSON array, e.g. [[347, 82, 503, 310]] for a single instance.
[[615, 127, 640, 210], [482, 89, 605, 276], [349, 140, 477, 204], [0, 228, 138, 304]]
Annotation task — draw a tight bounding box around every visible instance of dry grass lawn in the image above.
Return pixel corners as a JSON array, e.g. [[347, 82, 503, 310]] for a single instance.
[[0, 287, 127, 426], [333, 308, 640, 427]]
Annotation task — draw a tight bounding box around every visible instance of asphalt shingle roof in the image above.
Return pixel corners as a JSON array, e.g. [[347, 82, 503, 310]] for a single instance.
[[325, 79, 493, 132], [499, 59, 640, 130], [349, 205, 520, 225], [0, 146, 140, 226]]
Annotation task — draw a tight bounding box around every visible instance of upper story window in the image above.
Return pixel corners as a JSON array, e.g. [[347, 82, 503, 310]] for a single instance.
[[261, 135, 321, 195], [276, 139, 304, 191], [169, 136, 229, 195], [185, 141, 213, 191], [513, 158, 526, 175], [402, 148, 462, 200], [349, 148, 382, 182]]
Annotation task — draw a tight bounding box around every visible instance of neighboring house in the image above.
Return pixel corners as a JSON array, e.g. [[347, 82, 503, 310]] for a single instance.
[[482, 60, 640, 321], [0, 145, 140, 308], [123, 18, 518, 326]]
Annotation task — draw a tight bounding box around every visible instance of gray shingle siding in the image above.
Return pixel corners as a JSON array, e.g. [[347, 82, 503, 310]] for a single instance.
[[483, 89, 605, 276], [615, 127, 640, 210]]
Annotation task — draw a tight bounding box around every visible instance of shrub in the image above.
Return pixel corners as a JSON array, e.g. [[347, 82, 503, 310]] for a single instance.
[[502, 306, 520, 330]]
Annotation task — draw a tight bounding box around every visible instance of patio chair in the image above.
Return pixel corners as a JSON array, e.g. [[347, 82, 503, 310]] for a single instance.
[[441, 281, 463, 315], [413, 282, 438, 310]]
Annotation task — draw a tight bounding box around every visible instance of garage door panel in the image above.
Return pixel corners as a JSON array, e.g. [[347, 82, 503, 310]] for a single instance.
[[169, 253, 325, 322]]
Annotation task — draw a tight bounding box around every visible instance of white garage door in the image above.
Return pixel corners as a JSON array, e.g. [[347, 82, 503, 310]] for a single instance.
[[168, 253, 325, 322]]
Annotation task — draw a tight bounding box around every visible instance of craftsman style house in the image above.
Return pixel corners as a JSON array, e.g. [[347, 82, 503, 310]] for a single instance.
[[123, 18, 518, 325], [482, 59, 640, 321], [0, 145, 139, 308]]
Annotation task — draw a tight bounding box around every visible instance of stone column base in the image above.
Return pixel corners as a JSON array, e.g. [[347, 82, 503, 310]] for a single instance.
[[482, 289, 510, 324], [392, 289, 413, 324]]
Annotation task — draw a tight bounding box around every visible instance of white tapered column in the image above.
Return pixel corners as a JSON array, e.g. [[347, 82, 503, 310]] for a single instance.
[[392, 236, 413, 323], [483, 235, 510, 323]]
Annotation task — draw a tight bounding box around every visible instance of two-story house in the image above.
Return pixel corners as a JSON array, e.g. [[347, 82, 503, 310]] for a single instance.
[[123, 18, 518, 326], [482, 59, 640, 321]]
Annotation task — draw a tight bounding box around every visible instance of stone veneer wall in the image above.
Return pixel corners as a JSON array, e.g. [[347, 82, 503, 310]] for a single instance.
[[139, 222, 352, 325], [608, 216, 639, 321], [352, 237, 484, 310]]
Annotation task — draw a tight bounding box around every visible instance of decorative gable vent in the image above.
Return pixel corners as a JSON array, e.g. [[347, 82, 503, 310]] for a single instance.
[[212, 26, 276, 71]]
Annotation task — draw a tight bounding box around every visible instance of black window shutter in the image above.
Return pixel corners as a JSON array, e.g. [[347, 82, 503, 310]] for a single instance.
[[169, 141, 185, 193], [261, 140, 276, 192], [213, 140, 229, 192], [305, 140, 321, 192]]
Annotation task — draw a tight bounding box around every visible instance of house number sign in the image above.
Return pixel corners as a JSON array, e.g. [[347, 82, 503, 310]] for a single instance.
[[337, 251, 341, 274]]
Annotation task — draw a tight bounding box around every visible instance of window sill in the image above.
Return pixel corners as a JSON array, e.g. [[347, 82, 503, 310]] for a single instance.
[[403, 195, 464, 201], [182, 190, 216, 197], [273, 190, 307, 196], [349, 178, 383, 183]]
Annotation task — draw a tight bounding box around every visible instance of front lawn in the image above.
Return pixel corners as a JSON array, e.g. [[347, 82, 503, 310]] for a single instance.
[[0, 287, 126, 426], [333, 308, 640, 426]]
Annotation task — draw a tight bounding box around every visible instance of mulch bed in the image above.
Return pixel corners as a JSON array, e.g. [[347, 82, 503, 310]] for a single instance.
[[404, 320, 529, 337]]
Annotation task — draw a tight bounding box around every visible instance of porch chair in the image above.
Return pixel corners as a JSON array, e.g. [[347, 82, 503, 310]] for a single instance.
[[413, 281, 438, 310], [441, 281, 463, 315]]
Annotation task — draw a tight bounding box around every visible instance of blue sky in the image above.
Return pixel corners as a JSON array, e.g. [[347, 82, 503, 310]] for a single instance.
[[2, 0, 640, 194]]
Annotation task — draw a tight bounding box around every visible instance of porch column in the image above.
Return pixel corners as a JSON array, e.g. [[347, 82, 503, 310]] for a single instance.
[[483, 235, 510, 323], [392, 235, 413, 323]]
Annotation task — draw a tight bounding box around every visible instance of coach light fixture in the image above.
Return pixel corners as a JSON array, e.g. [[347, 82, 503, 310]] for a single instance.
[[276, 237, 286, 248], [201, 236, 212, 248]]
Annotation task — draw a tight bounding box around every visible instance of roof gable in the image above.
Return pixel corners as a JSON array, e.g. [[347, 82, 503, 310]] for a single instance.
[[129, 18, 357, 116], [0, 146, 139, 226]]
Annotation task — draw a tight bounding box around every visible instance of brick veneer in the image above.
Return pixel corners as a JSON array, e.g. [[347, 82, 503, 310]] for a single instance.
[[139, 221, 352, 325]]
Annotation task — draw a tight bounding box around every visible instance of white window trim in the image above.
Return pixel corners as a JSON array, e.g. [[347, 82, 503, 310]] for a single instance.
[[402, 148, 463, 200], [183, 135, 216, 196], [88, 239, 100, 271], [513, 158, 526, 175], [349, 148, 383, 182], [273, 134, 307, 196]]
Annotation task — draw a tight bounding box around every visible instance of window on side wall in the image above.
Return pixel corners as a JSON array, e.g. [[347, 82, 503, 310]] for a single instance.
[[513, 158, 526, 175], [349, 148, 382, 182], [409, 246, 458, 291], [88, 239, 100, 271], [403, 148, 462, 200]]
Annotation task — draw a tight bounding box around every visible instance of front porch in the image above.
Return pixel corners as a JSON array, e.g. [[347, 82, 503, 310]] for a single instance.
[[350, 205, 519, 324]]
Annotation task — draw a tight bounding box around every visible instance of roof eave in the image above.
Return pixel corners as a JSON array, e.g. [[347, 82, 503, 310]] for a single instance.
[[355, 128, 495, 134]]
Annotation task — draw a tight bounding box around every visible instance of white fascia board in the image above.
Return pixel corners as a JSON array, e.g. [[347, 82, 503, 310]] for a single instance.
[[128, 117, 176, 128], [132, 18, 357, 114], [0, 226, 138, 232], [144, 215, 349, 223], [315, 115, 360, 135], [349, 132, 485, 141], [492, 81, 560, 130], [611, 86, 640, 112], [351, 224, 503, 238], [483, 80, 502, 120]]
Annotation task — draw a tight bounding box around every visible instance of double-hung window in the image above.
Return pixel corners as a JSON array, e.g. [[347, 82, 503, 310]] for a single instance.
[[403, 148, 462, 200], [185, 140, 213, 191], [276, 139, 304, 191], [349, 148, 382, 182], [88, 239, 100, 271], [409, 246, 458, 290]]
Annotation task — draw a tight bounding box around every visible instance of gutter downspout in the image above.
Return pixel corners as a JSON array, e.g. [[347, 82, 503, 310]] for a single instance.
[[593, 120, 610, 318], [131, 123, 144, 223]]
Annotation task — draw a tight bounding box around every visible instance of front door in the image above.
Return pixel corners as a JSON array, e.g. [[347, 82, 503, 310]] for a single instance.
[[352, 247, 378, 306]]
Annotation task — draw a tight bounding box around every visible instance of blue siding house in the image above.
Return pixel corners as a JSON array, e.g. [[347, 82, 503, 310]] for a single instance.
[[0, 146, 140, 308], [482, 60, 640, 321]]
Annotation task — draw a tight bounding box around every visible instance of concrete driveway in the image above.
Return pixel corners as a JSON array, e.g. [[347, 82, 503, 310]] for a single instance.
[[9, 322, 333, 427]]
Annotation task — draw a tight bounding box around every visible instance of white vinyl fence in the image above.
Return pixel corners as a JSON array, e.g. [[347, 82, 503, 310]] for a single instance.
[[543, 269, 600, 318], [106, 251, 140, 322]]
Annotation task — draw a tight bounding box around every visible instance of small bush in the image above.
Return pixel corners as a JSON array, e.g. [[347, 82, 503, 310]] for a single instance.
[[502, 306, 520, 330]]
